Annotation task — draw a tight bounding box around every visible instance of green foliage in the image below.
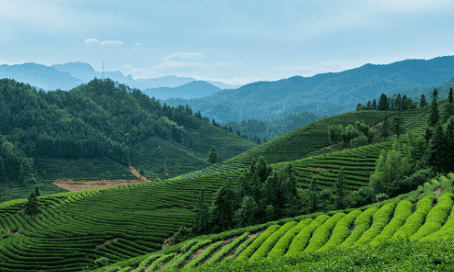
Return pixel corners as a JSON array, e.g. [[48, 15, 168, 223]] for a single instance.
[[308, 176, 318, 213], [22, 190, 42, 217], [207, 145, 219, 164], [378, 112, 391, 142], [334, 168, 345, 210], [233, 196, 258, 228]]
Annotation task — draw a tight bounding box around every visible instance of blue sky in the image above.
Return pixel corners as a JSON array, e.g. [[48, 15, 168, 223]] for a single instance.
[[1, 0, 454, 86]]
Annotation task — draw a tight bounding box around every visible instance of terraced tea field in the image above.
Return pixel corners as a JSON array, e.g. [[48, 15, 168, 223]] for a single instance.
[[87, 172, 454, 271]]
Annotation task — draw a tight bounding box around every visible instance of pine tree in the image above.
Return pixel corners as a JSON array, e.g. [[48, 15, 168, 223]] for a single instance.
[[378, 113, 391, 142], [420, 94, 428, 108], [233, 196, 258, 228], [390, 108, 405, 141], [210, 177, 239, 231], [402, 95, 409, 111], [257, 137, 262, 145], [366, 101, 371, 110], [23, 191, 41, 217], [281, 164, 302, 217], [334, 168, 345, 210], [441, 87, 454, 124], [229, 126, 233, 133], [443, 117, 454, 175], [427, 88, 440, 128], [425, 124, 449, 175], [378, 93, 389, 111], [34, 185, 40, 197], [192, 189, 210, 235], [372, 99, 377, 110], [212, 119, 217, 126], [356, 103, 362, 111], [207, 146, 219, 164], [308, 176, 318, 213], [395, 94, 402, 111], [262, 172, 282, 218]]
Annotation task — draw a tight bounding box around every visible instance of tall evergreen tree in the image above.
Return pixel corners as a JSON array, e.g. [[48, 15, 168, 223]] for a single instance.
[[441, 87, 454, 124], [233, 195, 258, 228], [192, 189, 210, 235], [427, 88, 440, 128], [390, 108, 405, 141], [425, 124, 449, 175], [372, 99, 377, 110], [442, 117, 454, 175], [210, 177, 239, 232], [378, 113, 391, 142], [308, 176, 318, 213], [334, 168, 345, 210], [378, 93, 389, 111], [23, 191, 41, 217], [229, 126, 233, 133], [366, 101, 371, 110], [420, 94, 428, 108], [207, 146, 219, 164], [356, 103, 362, 111], [281, 164, 302, 217], [395, 94, 402, 111], [402, 95, 410, 111]]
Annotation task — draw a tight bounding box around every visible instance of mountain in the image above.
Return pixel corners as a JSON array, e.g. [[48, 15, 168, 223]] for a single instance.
[[163, 55, 454, 125], [0, 62, 84, 91], [0, 61, 242, 92], [141, 80, 224, 100]]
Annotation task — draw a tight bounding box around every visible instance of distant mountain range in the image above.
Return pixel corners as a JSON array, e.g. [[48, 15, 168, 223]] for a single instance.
[[0, 61, 242, 95], [1, 56, 454, 126], [162, 55, 454, 124]]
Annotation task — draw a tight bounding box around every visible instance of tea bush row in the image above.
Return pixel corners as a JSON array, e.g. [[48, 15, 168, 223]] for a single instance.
[[249, 221, 297, 260], [266, 218, 313, 259], [284, 215, 329, 257], [392, 190, 436, 242], [338, 206, 378, 248], [318, 210, 361, 252], [304, 213, 346, 253], [369, 200, 413, 247]]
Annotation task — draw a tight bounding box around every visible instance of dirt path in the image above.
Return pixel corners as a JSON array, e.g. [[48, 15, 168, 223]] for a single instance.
[[52, 166, 153, 192]]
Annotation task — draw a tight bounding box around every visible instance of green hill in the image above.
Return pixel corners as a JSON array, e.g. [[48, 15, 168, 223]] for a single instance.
[[1, 77, 454, 271]]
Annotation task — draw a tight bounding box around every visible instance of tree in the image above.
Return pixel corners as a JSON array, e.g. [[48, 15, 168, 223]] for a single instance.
[[425, 124, 449, 176], [308, 176, 318, 213], [192, 189, 211, 235], [442, 117, 454, 175], [207, 145, 219, 164], [366, 101, 371, 110], [23, 191, 42, 217], [229, 126, 233, 133], [139, 169, 145, 178], [261, 172, 282, 220], [378, 93, 390, 111], [281, 164, 302, 217], [233, 196, 258, 228], [441, 87, 454, 124], [356, 103, 362, 111], [427, 88, 440, 128], [334, 168, 345, 210], [420, 94, 428, 108], [34, 185, 40, 197], [395, 94, 402, 111], [378, 113, 391, 142], [210, 177, 239, 231], [390, 108, 405, 141], [372, 99, 377, 110]]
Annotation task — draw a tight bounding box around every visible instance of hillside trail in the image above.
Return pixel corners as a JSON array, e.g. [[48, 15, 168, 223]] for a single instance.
[[51, 166, 153, 192]]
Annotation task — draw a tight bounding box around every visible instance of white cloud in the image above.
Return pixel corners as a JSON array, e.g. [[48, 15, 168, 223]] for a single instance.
[[162, 52, 204, 61], [135, 43, 142, 46], [123, 64, 132, 69], [99, 40, 123, 45], [84, 38, 123, 45], [84, 38, 99, 44]]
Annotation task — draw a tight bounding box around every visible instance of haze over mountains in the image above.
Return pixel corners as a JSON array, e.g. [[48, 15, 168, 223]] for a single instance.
[[0, 61, 242, 94]]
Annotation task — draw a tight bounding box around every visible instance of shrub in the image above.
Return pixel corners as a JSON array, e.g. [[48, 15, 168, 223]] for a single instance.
[[375, 193, 389, 203]]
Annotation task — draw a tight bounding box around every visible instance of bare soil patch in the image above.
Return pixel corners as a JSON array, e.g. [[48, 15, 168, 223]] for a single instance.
[[434, 187, 441, 198], [52, 166, 152, 192]]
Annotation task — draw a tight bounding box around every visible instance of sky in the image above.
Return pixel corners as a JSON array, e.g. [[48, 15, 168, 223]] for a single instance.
[[1, 0, 454, 86]]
